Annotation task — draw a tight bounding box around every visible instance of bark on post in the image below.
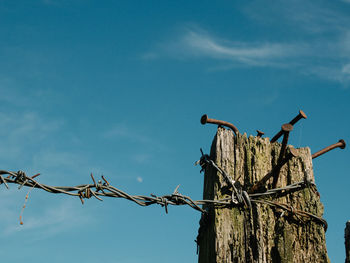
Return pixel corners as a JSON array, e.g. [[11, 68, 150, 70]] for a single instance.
[[198, 128, 329, 263], [346, 221, 350, 263]]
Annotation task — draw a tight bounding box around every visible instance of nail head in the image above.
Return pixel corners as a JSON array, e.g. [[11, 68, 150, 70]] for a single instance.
[[200, 114, 208, 125], [281, 123, 293, 132], [339, 139, 346, 149], [256, 130, 264, 136], [299, 110, 307, 119]]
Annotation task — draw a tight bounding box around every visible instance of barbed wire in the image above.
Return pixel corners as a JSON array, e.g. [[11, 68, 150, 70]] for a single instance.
[[0, 168, 326, 231], [0, 170, 229, 214], [252, 199, 328, 231], [195, 150, 326, 231]]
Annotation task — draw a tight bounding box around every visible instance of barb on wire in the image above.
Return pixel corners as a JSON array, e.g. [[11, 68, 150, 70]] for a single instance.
[[194, 150, 327, 230], [0, 170, 230, 214], [0, 166, 327, 230], [195, 149, 250, 208]]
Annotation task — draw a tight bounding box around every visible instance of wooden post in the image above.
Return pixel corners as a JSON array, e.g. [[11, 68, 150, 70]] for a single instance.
[[346, 221, 350, 263], [198, 128, 329, 263]]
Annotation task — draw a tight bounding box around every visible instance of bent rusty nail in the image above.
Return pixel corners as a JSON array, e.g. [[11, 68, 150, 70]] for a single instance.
[[312, 139, 346, 159], [256, 130, 265, 137], [272, 123, 293, 188], [249, 147, 298, 193], [200, 114, 239, 135], [271, 110, 307, 143]]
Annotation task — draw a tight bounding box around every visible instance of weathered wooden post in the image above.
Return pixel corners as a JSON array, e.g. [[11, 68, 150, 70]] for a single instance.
[[197, 127, 329, 263], [346, 221, 350, 263]]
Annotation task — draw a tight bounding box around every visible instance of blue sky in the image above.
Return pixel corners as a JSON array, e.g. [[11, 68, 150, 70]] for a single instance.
[[0, 0, 349, 262]]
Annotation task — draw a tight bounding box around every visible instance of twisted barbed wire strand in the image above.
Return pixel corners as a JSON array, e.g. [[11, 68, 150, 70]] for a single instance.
[[0, 169, 326, 229]]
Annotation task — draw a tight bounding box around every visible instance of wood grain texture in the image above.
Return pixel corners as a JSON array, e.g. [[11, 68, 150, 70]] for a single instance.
[[198, 127, 329, 263]]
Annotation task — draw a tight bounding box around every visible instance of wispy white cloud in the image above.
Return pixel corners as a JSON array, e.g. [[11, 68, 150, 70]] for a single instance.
[[144, 0, 350, 85], [0, 109, 100, 240], [0, 111, 63, 139], [0, 111, 64, 164], [145, 27, 303, 68], [2, 197, 91, 240], [0, 189, 80, 238], [304, 64, 350, 85], [0, 108, 109, 186], [238, 0, 350, 84], [179, 29, 302, 67], [243, 0, 350, 34]]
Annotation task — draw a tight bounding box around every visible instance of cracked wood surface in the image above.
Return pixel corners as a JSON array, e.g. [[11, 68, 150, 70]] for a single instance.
[[198, 127, 329, 263]]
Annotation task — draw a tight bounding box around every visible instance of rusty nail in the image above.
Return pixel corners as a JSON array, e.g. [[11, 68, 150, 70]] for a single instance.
[[249, 147, 298, 193], [312, 139, 346, 159], [271, 110, 307, 143], [290, 110, 307, 125], [200, 114, 239, 135], [279, 124, 293, 157], [256, 130, 264, 137], [272, 123, 293, 188]]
